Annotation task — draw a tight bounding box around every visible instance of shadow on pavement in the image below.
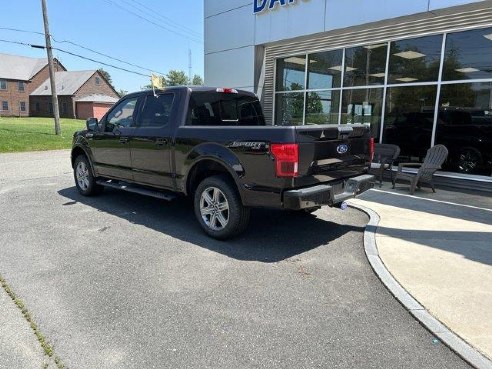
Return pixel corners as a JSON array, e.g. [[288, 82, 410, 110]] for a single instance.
[[360, 188, 492, 226], [58, 186, 364, 263], [375, 226, 492, 266]]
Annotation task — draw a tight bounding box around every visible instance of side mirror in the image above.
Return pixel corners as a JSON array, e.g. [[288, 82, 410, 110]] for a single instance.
[[86, 118, 99, 132]]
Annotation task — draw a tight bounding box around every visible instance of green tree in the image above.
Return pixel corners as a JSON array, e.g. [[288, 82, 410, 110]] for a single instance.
[[192, 74, 204, 86], [117, 89, 128, 97], [166, 70, 189, 86], [97, 68, 114, 88]]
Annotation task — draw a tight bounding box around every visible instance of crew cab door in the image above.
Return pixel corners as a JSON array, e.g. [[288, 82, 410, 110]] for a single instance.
[[90, 96, 139, 180], [131, 92, 175, 189]]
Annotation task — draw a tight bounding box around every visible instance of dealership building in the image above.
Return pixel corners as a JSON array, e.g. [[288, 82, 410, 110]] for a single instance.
[[204, 0, 492, 188]]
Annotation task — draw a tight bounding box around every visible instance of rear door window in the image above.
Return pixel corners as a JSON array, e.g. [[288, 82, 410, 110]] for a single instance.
[[138, 93, 175, 127], [187, 92, 265, 126]]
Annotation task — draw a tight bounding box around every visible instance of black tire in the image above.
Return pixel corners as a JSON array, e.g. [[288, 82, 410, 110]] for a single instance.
[[73, 155, 104, 196], [194, 175, 250, 240]]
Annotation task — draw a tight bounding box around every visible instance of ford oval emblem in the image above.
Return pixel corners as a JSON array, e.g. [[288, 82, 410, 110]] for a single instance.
[[337, 144, 349, 154]]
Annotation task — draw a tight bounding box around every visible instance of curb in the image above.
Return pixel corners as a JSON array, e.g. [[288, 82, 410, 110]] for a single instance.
[[349, 203, 492, 369]]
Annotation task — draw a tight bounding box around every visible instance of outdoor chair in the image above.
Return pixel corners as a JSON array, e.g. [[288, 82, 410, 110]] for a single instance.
[[392, 145, 449, 195], [371, 143, 400, 187]]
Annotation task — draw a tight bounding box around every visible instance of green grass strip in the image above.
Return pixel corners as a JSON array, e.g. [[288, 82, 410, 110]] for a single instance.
[[0, 274, 64, 368]]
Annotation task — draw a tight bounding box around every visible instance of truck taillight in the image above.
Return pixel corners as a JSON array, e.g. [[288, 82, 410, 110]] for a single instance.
[[216, 88, 238, 94], [271, 143, 299, 177], [369, 137, 375, 162]]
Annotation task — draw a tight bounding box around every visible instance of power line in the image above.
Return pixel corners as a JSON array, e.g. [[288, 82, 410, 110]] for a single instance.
[[102, 0, 202, 43], [51, 36, 167, 75], [121, 0, 202, 39], [0, 27, 44, 36], [0, 27, 166, 75], [0, 38, 150, 77]]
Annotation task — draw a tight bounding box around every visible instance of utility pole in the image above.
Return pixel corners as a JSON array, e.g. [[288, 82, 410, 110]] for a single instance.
[[41, 0, 61, 135], [188, 49, 192, 84]]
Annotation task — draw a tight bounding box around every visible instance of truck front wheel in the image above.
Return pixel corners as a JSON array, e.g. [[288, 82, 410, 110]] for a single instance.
[[194, 175, 250, 240]]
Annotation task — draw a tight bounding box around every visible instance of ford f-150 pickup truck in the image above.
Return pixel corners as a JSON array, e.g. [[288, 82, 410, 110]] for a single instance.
[[71, 87, 375, 239]]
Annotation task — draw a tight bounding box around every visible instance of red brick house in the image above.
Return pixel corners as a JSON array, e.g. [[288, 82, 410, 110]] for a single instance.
[[0, 53, 120, 119], [30, 70, 119, 119], [0, 53, 65, 117]]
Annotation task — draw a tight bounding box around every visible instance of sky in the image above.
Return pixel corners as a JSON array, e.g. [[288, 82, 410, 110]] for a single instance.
[[0, 0, 204, 93]]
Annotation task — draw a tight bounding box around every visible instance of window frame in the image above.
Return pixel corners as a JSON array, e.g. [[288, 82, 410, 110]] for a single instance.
[[1, 101, 8, 111], [19, 101, 26, 112], [18, 81, 25, 92], [0, 80, 6, 90]]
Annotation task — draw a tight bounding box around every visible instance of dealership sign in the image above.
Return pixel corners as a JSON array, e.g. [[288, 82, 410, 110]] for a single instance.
[[254, 0, 308, 14]]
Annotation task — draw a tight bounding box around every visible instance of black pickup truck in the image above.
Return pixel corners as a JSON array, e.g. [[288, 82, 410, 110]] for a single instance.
[[71, 87, 374, 239]]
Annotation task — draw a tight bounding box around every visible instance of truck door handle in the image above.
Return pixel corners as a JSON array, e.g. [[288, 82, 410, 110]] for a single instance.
[[155, 138, 168, 146], [119, 137, 129, 144]]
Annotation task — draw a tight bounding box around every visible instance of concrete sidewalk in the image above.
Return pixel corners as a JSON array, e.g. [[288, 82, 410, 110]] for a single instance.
[[350, 183, 492, 364]]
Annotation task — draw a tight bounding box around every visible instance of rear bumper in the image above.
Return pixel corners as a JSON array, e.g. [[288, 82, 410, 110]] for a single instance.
[[283, 174, 375, 210]]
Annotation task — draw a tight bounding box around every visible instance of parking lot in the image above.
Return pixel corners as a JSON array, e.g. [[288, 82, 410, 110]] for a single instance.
[[0, 150, 471, 369]]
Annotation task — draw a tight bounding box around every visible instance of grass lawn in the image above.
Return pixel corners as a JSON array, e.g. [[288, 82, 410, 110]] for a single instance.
[[0, 117, 86, 153]]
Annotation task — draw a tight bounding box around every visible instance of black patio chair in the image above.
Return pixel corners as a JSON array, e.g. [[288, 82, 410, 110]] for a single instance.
[[392, 144, 449, 195], [371, 143, 401, 187]]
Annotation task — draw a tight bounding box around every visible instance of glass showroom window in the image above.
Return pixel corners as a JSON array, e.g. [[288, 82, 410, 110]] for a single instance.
[[307, 49, 343, 90], [305, 91, 340, 124], [388, 34, 442, 84], [344, 43, 387, 87], [304, 49, 343, 125], [275, 55, 306, 125], [275, 92, 304, 125], [341, 88, 384, 140], [443, 27, 492, 81], [276, 55, 306, 91], [383, 86, 437, 163]]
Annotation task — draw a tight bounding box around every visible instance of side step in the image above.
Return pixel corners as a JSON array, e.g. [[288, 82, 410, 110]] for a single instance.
[[96, 179, 177, 201]]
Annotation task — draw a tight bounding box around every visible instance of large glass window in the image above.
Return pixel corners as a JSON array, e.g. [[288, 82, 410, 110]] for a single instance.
[[307, 50, 343, 89], [276, 55, 306, 91], [344, 43, 387, 87], [435, 83, 492, 175], [443, 27, 492, 81], [273, 29, 492, 177], [383, 86, 437, 162], [305, 91, 340, 125], [275, 92, 304, 126], [342, 88, 384, 140], [388, 35, 442, 84]]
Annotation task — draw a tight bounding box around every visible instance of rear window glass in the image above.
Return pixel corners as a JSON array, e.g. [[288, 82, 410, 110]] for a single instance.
[[187, 92, 265, 126]]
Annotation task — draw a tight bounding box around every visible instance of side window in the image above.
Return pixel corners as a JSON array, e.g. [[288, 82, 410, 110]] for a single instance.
[[105, 98, 138, 132], [139, 94, 174, 127]]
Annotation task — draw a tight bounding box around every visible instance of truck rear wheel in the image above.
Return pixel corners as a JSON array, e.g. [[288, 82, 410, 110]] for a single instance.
[[194, 175, 250, 240]]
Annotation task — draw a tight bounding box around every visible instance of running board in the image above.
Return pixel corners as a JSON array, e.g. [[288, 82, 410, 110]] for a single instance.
[[96, 180, 177, 201]]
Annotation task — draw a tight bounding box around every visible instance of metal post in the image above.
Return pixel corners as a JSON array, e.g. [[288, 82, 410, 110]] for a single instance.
[[41, 0, 61, 135]]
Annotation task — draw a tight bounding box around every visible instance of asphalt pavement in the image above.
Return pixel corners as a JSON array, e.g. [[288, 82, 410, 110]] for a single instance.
[[0, 150, 472, 369]]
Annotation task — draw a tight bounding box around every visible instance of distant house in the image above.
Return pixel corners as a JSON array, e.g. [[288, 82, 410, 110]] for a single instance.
[[0, 53, 120, 120], [30, 70, 119, 120], [0, 53, 65, 117]]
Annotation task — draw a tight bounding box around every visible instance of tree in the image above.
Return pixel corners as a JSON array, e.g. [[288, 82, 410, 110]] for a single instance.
[[192, 74, 204, 86], [165, 70, 189, 86], [97, 68, 114, 88], [117, 89, 128, 98]]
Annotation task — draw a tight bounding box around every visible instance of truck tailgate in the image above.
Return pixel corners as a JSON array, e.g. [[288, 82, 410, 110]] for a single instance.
[[294, 124, 371, 186]]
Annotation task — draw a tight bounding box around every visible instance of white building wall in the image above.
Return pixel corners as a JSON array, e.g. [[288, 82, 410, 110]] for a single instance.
[[204, 0, 486, 89]]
